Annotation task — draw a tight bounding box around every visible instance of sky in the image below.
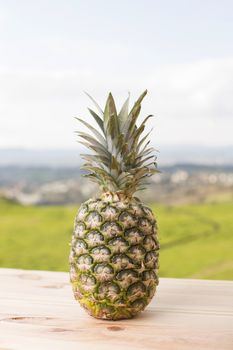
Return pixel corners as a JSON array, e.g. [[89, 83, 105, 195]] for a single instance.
[[0, 0, 233, 150]]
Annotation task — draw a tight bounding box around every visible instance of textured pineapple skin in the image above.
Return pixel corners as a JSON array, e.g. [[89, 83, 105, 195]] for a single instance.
[[69, 192, 159, 320]]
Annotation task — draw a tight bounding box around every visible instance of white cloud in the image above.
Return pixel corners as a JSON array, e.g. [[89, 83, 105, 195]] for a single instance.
[[152, 57, 233, 120], [0, 57, 232, 148]]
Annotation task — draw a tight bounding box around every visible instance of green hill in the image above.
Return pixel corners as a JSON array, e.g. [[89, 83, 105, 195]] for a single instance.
[[0, 199, 232, 280]]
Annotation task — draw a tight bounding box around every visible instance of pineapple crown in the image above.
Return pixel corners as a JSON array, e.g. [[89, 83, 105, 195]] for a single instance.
[[76, 90, 158, 197]]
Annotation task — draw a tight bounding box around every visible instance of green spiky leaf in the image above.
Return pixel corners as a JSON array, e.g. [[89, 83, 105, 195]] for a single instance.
[[75, 90, 158, 196]]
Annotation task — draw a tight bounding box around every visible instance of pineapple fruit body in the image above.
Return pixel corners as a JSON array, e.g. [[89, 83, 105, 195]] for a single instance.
[[70, 192, 159, 320]]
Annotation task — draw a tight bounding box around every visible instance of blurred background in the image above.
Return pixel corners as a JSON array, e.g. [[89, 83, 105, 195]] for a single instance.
[[0, 0, 232, 279]]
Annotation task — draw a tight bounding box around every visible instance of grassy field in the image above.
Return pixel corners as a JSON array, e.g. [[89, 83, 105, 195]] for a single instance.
[[0, 199, 232, 280]]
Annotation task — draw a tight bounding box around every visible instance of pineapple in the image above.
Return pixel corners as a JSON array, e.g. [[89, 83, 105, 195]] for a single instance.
[[69, 90, 159, 320]]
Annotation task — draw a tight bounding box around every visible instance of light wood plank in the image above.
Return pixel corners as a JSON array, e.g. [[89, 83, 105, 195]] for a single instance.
[[0, 268, 232, 350]]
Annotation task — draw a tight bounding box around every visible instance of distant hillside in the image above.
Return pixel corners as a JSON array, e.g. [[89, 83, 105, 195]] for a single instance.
[[0, 149, 79, 167], [0, 163, 233, 187], [0, 145, 233, 166], [0, 166, 81, 186]]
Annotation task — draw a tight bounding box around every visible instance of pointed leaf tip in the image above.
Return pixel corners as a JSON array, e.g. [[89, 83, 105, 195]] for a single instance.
[[84, 91, 104, 115]]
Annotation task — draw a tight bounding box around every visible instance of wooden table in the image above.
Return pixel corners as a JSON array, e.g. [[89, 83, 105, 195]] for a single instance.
[[0, 268, 232, 350]]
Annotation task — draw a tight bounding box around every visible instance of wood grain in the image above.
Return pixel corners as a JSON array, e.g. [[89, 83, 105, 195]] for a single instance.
[[0, 268, 232, 350]]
